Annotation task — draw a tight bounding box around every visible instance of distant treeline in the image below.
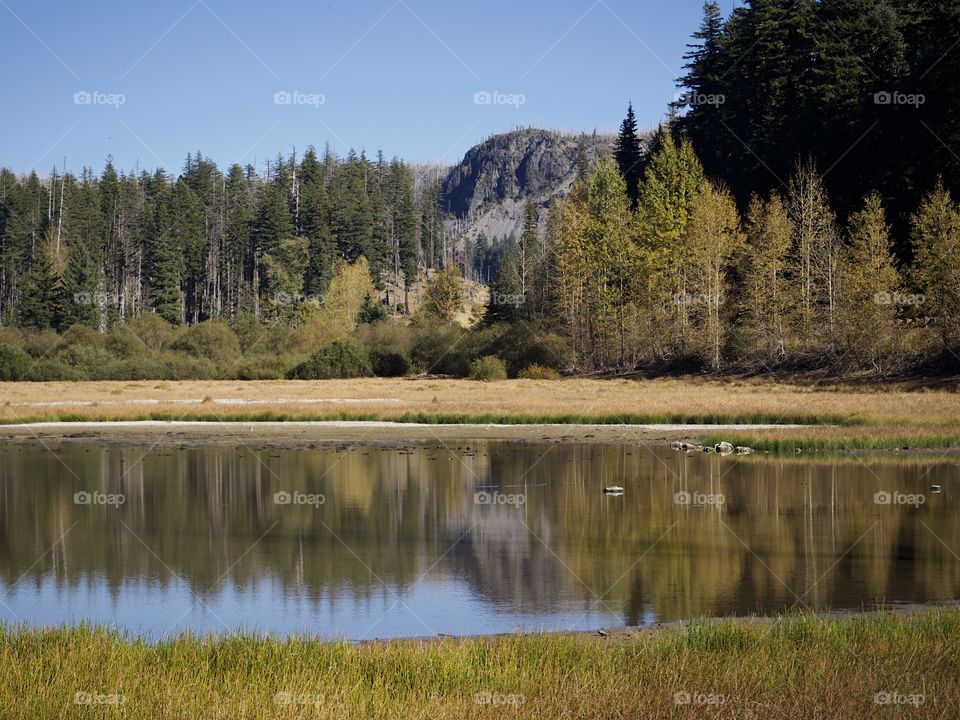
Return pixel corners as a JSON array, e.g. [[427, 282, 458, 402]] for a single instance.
[[0, 147, 448, 329]]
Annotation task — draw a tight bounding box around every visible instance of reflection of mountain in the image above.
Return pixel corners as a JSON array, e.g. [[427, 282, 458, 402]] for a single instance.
[[1, 442, 959, 631]]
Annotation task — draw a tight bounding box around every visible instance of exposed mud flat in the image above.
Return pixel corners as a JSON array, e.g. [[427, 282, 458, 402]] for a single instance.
[[0, 420, 806, 448]]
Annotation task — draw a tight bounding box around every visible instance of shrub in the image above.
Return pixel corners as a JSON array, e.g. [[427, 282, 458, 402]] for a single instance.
[[469, 355, 507, 381], [370, 350, 410, 377], [20, 329, 62, 358], [60, 324, 105, 349], [517, 363, 561, 380], [170, 321, 241, 365], [409, 319, 465, 375], [288, 339, 372, 380], [57, 343, 115, 375], [232, 354, 295, 380], [106, 324, 147, 359], [490, 321, 572, 374], [23, 359, 82, 381], [0, 343, 31, 381], [126, 313, 175, 351]]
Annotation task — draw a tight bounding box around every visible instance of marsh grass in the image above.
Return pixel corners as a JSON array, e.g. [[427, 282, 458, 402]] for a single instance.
[[0, 409, 861, 426], [1, 611, 957, 718]]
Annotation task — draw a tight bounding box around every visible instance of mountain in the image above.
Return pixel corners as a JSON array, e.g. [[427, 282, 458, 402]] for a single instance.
[[439, 128, 617, 242]]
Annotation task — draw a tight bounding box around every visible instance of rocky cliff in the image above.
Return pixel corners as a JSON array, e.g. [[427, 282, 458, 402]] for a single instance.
[[440, 128, 616, 241]]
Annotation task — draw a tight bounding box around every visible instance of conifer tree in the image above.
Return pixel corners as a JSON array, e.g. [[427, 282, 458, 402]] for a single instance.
[[614, 103, 643, 208]]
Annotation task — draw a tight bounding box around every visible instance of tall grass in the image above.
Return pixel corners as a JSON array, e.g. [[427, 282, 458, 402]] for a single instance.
[[1, 610, 957, 718], [0, 410, 862, 426]]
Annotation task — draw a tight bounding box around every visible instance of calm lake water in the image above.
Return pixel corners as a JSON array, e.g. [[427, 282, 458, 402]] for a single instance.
[[0, 440, 957, 639]]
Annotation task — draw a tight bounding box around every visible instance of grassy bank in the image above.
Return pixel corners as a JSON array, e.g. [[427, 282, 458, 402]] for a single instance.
[[1, 611, 957, 718], [2, 377, 958, 453]]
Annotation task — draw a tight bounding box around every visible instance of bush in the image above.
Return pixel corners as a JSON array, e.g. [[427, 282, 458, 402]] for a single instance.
[[20, 329, 62, 358], [469, 355, 507, 381], [57, 343, 115, 375], [170, 321, 241, 365], [232, 354, 295, 380], [489, 321, 572, 374], [409, 319, 465, 375], [288, 339, 372, 380], [0, 343, 31, 381], [60, 324, 105, 350], [23, 359, 82, 381], [106, 324, 147, 359], [370, 350, 410, 377], [126, 313, 175, 351], [517, 363, 561, 380]]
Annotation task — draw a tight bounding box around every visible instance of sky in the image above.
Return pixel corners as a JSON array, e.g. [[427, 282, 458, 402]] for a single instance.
[[0, 0, 737, 176]]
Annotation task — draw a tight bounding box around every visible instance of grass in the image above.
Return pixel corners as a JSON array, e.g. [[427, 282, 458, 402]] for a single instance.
[[1, 377, 958, 453], [0, 409, 862, 426], [1, 610, 957, 718]]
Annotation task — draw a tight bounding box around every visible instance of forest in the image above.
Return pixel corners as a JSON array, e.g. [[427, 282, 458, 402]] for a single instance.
[[0, 0, 958, 381]]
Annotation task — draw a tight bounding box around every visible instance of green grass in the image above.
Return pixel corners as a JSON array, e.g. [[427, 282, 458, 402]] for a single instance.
[[0, 410, 865, 426], [1, 610, 957, 718], [699, 432, 960, 455]]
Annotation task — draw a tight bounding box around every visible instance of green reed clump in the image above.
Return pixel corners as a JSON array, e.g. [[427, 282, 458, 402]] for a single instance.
[[1, 610, 958, 719]]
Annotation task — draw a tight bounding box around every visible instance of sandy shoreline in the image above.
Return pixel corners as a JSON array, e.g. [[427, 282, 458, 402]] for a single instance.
[[0, 420, 806, 448]]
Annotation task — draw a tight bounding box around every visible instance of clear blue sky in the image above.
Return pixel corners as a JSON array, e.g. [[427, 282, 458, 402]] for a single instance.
[[0, 0, 734, 175]]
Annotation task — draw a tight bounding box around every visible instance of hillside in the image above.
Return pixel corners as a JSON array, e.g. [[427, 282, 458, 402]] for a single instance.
[[440, 129, 616, 242]]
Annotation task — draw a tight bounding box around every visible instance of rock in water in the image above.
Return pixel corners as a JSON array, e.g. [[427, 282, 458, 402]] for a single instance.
[[715, 442, 734, 456]]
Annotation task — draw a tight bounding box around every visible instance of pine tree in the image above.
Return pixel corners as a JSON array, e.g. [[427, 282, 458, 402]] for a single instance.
[[58, 238, 99, 328], [614, 103, 643, 208], [18, 246, 58, 328]]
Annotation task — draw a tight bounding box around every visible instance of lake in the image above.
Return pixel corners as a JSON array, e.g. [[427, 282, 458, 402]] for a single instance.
[[0, 439, 957, 639]]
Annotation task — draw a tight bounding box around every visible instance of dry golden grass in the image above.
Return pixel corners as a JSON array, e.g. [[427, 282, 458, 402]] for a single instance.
[[0, 377, 958, 425], [2, 378, 959, 452]]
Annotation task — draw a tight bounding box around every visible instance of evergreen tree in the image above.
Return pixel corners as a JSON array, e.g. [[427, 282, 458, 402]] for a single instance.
[[614, 103, 643, 208], [18, 246, 58, 328], [58, 238, 99, 328]]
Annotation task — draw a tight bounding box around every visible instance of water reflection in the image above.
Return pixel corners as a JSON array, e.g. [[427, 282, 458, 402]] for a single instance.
[[0, 441, 957, 639]]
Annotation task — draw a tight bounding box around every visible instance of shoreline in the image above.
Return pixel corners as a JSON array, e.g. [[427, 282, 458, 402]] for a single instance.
[[0, 419, 806, 448]]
